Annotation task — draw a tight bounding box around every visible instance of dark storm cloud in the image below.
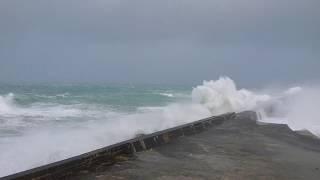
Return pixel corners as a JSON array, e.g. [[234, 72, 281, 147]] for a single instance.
[[0, 0, 319, 85]]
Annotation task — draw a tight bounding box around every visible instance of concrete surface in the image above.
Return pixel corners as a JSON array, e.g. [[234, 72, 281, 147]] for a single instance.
[[75, 113, 320, 180]]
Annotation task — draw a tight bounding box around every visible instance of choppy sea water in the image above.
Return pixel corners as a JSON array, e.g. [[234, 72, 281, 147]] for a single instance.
[[0, 83, 204, 176], [0, 77, 319, 177]]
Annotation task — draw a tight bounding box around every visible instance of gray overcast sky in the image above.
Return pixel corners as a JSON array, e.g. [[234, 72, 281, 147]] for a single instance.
[[0, 0, 319, 86]]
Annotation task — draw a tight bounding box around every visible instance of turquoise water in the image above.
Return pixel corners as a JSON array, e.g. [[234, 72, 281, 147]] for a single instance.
[[0, 84, 190, 109], [2, 78, 309, 177], [0, 84, 193, 137], [0, 83, 205, 176]]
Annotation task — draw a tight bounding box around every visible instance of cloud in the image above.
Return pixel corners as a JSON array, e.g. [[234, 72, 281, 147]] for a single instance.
[[0, 0, 319, 84], [1, 0, 318, 43]]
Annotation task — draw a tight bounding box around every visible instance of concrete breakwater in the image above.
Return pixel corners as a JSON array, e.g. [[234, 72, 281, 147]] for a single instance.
[[1, 112, 254, 180]]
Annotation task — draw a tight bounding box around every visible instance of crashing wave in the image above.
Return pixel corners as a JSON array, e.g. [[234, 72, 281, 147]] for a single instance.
[[158, 93, 174, 97], [0, 93, 15, 114], [192, 77, 271, 115], [0, 77, 319, 177]]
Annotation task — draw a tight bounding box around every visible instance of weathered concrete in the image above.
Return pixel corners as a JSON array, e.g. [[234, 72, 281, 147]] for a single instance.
[[1, 113, 237, 180], [73, 111, 320, 180]]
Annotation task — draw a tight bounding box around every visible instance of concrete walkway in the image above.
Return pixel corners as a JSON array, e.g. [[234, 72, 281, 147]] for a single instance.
[[75, 113, 320, 180]]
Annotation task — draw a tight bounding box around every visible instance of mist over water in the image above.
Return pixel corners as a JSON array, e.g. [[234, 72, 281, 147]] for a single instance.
[[0, 77, 319, 177], [265, 87, 320, 136]]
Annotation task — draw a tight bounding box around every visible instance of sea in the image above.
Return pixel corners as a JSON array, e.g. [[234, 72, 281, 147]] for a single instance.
[[0, 77, 319, 176]]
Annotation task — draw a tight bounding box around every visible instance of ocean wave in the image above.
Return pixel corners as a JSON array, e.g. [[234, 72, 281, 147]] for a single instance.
[[192, 77, 271, 115], [0, 93, 120, 132], [137, 106, 166, 112], [34, 92, 70, 99], [192, 77, 320, 138], [0, 77, 319, 177], [158, 93, 174, 97], [0, 103, 210, 176], [0, 93, 15, 114]]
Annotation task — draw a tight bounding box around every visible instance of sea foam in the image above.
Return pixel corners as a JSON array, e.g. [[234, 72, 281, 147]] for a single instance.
[[0, 93, 15, 114], [192, 77, 271, 115], [192, 77, 320, 138], [0, 77, 319, 177]]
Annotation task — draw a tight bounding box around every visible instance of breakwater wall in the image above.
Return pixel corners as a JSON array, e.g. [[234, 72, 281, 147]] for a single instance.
[[2, 111, 257, 180]]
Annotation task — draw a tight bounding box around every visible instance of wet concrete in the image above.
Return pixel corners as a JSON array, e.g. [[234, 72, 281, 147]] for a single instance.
[[75, 113, 320, 180], [2, 114, 235, 180]]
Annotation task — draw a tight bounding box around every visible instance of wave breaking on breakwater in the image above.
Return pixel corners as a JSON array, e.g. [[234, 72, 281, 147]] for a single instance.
[[192, 77, 320, 137], [0, 77, 319, 177]]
